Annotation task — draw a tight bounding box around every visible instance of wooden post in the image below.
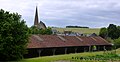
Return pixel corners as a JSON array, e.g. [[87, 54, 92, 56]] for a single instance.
[[103, 46, 106, 53], [89, 46, 91, 52], [75, 48, 77, 53], [65, 48, 67, 54], [104, 46, 106, 50], [38, 49, 42, 57], [53, 49, 56, 55], [98, 46, 100, 51], [84, 47, 86, 52]]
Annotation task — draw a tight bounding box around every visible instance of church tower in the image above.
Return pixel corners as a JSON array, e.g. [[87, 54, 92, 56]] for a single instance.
[[34, 6, 47, 29], [34, 6, 39, 26]]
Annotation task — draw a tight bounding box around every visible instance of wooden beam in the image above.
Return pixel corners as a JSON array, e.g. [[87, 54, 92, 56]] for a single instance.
[[104, 46, 106, 51], [53, 49, 56, 55], [84, 47, 86, 52], [89, 46, 91, 52], [38, 49, 42, 57], [98, 46, 100, 51], [75, 48, 77, 53], [65, 48, 67, 54]]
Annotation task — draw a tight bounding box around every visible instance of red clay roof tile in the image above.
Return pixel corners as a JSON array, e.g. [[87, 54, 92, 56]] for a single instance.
[[27, 35, 111, 48]]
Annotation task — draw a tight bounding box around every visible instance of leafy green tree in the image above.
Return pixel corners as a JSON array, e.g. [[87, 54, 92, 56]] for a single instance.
[[117, 26, 120, 38], [99, 24, 120, 39], [108, 24, 119, 39], [0, 9, 29, 61], [29, 26, 52, 35], [29, 26, 40, 34], [99, 27, 107, 38], [44, 27, 52, 35]]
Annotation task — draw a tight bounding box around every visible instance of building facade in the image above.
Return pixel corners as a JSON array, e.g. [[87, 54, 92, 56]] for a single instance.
[[24, 35, 112, 58]]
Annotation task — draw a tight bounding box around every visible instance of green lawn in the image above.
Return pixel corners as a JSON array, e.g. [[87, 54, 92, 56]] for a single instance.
[[22, 52, 101, 62], [21, 48, 120, 62], [52, 28, 100, 35]]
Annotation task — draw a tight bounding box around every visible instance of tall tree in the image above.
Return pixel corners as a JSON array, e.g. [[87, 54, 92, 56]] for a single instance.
[[99, 24, 120, 39], [0, 9, 29, 61], [99, 27, 107, 38], [107, 24, 119, 39], [117, 26, 120, 37]]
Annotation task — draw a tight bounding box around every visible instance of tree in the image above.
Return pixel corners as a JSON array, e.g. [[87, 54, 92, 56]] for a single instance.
[[44, 27, 53, 35], [99, 27, 107, 38], [117, 26, 120, 38], [29, 26, 40, 34], [29, 26, 52, 35], [108, 24, 119, 39], [99, 24, 120, 39], [0, 9, 29, 61]]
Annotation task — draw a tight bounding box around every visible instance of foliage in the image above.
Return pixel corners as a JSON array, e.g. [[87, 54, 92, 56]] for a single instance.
[[99, 24, 120, 39], [29, 26, 52, 35], [106, 37, 113, 43], [99, 27, 107, 38], [108, 24, 120, 39], [99, 24, 120, 48], [106, 37, 120, 48], [0, 9, 29, 61], [29, 26, 40, 34], [74, 53, 120, 61], [113, 37, 120, 48]]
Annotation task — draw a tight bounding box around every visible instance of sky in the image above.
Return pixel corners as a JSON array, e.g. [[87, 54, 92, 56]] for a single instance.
[[0, 0, 120, 28]]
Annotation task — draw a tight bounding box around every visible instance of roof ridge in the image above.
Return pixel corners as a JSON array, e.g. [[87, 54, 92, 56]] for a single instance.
[[75, 36, 83, 41], [57, 35, 66, 42], [91, 37, 97, 41], [99, 37, 110, 44], [33, 35, 43, 41]]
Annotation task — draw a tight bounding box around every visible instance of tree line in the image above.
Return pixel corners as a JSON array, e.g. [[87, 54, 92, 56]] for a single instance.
[[99, 24, 120, 48], [66, 26, 89, 28]]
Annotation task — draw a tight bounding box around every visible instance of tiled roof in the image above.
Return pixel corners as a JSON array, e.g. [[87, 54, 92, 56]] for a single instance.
[[27, 35, 111, 48]]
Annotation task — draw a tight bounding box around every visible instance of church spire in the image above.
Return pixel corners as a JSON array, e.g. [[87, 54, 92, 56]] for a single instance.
[[34, 6, 39, 26]]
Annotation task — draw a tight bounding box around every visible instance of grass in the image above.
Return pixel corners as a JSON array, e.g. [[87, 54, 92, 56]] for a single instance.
[[52, 28, 100, 35], [21, 52, 100, 62], [21, 48, 120, 62]]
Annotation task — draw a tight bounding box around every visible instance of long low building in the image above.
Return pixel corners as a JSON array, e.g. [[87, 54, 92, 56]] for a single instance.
[[24, 35, 112, 58]]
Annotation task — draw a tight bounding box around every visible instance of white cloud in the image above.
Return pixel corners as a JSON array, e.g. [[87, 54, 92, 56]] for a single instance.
[[0, 0, 120, 28]]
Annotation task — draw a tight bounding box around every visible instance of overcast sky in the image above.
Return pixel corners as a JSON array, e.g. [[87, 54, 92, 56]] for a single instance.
[[0, 0, 120, 28]]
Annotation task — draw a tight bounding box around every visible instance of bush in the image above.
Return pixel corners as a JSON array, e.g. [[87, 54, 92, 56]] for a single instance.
[[113, 37, 120, 48]]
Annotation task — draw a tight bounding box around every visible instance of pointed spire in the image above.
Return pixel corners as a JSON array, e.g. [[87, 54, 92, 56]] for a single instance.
[[34, 6, 39, 26]]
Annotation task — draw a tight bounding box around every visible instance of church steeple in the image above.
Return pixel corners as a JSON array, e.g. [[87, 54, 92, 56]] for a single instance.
[[33, 6, 47, 29], [34, 6, 39, 26]]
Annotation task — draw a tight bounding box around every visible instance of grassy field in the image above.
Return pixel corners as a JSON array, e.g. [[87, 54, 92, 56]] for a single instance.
[[21, 48, 120, 62], [52, 28, 100, 35]]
